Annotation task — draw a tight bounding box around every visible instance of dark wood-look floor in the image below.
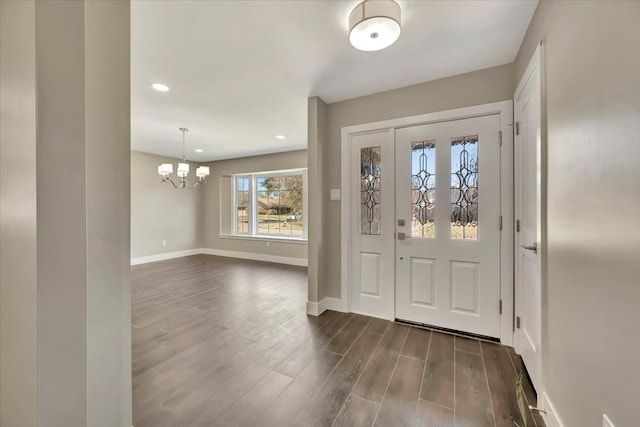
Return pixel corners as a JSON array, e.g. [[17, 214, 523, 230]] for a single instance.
[[132, 254, 545, 427]]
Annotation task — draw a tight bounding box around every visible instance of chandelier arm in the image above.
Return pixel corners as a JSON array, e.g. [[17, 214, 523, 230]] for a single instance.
[[161, 177, 181, 189], [184, 179, 204, 189]]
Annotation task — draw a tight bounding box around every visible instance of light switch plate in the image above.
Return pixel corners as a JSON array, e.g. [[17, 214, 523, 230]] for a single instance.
[[603, 414, 614, 427], [330, 189, 341, 200]]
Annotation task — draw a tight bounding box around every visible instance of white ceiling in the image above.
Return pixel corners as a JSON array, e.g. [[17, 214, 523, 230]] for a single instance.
[[131, 0, 538, 162]]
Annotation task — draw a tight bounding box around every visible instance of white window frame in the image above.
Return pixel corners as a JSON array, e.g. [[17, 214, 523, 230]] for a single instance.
[[228, 168, 308, 242]]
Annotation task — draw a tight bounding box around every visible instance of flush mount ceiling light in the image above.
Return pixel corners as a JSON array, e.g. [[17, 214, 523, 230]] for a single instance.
[[151, 83, 170, 92], [158, 128, 210, 189], [275, 134, 286, 140], [349, 0, 401, 52]]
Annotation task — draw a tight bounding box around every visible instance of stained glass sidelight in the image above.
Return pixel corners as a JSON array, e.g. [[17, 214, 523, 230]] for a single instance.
[[451, 135, 478, 240], [360, 146, 381, 235], [411, 141, 436, 238]]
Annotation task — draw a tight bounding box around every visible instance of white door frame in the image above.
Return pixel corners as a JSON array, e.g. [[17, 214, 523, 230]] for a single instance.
[[340, 100, 515, 345]]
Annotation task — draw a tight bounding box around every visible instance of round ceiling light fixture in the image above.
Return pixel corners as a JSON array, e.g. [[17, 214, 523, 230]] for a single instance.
[[349, 0, 401, 52]]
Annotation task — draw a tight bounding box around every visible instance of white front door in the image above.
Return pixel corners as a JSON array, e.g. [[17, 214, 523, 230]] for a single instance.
[[395, 115, 502, 338], [514, 45, 543, 392], [349, 130, 395, 319]]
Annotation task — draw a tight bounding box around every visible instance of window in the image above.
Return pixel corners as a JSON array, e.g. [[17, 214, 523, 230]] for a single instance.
[[231, 169, 307, 240]]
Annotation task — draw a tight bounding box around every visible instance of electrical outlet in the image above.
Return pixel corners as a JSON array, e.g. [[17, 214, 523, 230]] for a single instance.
[[162, 240, 167, 247], [330, 189, 341, 200], [603, 414, 614, 427]]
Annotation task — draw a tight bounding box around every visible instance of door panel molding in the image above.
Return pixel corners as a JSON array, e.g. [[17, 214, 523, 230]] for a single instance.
[[340, 101, 514, 345]]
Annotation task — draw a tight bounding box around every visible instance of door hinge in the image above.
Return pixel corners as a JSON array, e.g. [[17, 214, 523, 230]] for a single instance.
[[516, 316, 521, 329], [499, 299, 503, 314], [499, 215, 503, 230], [498, 130, 503, 146], [516, 219, 521, 232], [515, 121, 520, 136]]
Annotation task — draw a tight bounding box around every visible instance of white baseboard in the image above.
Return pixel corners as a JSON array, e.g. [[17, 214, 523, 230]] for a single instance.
[[541, 392, 565, 427], [306, 296, 347, 316], [131, 248, 308, 267], [130, 248, 204, 265], [202, 248, 307, 267], [306, 300, 321, 316]]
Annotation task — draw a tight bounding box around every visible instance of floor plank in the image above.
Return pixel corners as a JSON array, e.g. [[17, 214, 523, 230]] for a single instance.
[[325, 314, 371, 355], [274, 311, 353, 378], [454, 350, 494, 427], [351, 323, 410, 403], [455, 335, 482, 354], [292, 330, 383, 427], [401, 327, 432, 361], [482, 341, 535, 427], [414, 400, 455, 427], [215, 370, 293, 427], [421, 331, 455, 410], [333, 395, 379, 427], [374, 355, 424, 427], [260, 350, 343, 427]]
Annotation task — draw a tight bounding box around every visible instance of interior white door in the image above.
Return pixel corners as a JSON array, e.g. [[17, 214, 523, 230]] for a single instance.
[[349, 130, 395, 319], [514, 45, 543, 392], [395, 115, 502, 338]]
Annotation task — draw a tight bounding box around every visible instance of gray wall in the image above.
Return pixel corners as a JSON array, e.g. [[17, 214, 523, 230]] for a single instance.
[[0, 1, 38, 425], [313, 63, 515, 299], [0, 1, 132, 426], [131, 150, 204, 259], [307, 98, 327, 302], [204, 150, 308, 260], [515, 1, 640, 426]]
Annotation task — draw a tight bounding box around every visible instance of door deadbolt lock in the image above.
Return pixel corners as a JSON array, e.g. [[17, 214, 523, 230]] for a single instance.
[[397, 219, 405, 227]]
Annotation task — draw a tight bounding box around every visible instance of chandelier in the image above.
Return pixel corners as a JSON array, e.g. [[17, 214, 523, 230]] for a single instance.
[[157, 127, 210, 189]]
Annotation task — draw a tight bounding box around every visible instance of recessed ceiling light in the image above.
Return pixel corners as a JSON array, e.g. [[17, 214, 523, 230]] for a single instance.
[[275, 134, 286, 140], [151, 83, 170, 92], [195, 148, 204, 153]]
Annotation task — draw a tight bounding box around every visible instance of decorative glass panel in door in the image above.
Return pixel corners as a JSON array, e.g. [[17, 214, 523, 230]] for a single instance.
[[360, 146, 381, 235], [450, 135, 478, 240], [411, 141, 436, 238]]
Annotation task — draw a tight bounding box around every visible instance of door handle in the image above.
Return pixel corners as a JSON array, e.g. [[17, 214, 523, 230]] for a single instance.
[[521, 242, 537, 254], [397, 232, 410, 240]]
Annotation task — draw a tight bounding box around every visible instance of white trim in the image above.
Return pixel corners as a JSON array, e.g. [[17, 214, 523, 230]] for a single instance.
[[306, 300, 321, 316], [499, 103, 515, 347], [217, 234, 308, 245], [540, 392, 565, 427], [131, 248, 308, 267], [202, 248, 307, 266], [340, 100, 514, 344], [322, 296, 347, 312], [130, 248, 204, 265], [306, 296, 348, 316]]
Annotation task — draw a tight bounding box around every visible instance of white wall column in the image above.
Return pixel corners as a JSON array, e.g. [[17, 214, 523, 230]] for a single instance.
[[0, 1, 131, 426]]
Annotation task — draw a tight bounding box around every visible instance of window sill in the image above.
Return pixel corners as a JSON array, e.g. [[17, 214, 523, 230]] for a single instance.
[[218, 234, 308, 245]]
